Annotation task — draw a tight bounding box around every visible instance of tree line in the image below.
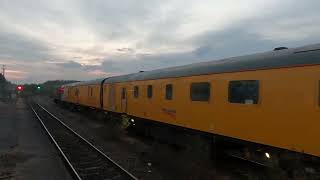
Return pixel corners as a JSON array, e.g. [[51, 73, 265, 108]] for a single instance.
[[19, 80, 79, 97], [0, 73, 12, 99], [0, 76, 78, 99]]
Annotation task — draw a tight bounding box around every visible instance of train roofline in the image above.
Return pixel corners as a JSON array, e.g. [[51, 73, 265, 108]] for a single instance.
[[63, 43, 320, 86]]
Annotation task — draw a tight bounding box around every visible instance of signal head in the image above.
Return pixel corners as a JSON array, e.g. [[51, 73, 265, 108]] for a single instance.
[[16, 85, 24, 91], [58, 86, 64, 93]]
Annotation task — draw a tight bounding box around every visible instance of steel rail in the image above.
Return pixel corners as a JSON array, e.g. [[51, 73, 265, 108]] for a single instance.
[[31, 102, 138, 180], [30, 104, 82, 180]]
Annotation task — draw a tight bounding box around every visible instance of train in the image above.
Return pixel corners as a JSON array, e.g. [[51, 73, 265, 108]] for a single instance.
[[54, 43, 320, 171]]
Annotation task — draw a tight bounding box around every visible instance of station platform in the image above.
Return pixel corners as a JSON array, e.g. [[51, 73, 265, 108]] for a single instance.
[[0, 98, 71, 180]]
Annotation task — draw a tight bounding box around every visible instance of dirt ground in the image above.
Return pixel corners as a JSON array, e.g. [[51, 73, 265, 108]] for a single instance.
[[0, 98, 71, 180]]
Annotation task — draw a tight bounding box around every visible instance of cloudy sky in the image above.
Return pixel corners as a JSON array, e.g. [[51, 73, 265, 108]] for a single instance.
[[0, 0, 320, 83]]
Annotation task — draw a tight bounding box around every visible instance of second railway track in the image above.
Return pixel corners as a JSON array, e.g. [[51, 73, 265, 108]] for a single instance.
[[30, 101, 138, 180]]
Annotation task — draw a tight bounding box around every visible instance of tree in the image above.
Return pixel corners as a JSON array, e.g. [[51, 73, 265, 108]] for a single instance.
[[0, 73, 7, 98]]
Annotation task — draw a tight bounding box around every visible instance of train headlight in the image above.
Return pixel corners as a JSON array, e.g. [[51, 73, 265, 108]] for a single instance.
[[265, 152, 270, 159]]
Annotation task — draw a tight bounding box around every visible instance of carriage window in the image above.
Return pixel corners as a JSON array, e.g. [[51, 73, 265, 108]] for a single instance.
[[121, 88, 126, 99], [229, 80, 259, 104], [165, 84, 173, 100], [134, 86, 139, 98], [191, 82, 210, 101], [88, 87, 93, 96], [75, 88, 79, 96], [147, 85, 152, 98]]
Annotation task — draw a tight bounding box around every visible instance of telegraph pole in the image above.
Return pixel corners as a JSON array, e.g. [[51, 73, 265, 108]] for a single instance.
[[2, 65, 5, 78]]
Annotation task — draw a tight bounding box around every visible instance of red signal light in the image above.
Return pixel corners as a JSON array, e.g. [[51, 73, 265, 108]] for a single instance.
[[16, 85, 24, 91], [58, 87, 64, 93]]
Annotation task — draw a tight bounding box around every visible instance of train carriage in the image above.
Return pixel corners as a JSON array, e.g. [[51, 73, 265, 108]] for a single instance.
[[59, 43, 320, 160]]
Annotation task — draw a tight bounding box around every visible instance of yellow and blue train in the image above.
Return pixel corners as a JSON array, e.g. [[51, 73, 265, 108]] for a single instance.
[[55, 43, 320, 165]]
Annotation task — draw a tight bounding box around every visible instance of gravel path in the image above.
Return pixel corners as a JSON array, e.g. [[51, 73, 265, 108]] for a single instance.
[[0, 98, 72, 180]]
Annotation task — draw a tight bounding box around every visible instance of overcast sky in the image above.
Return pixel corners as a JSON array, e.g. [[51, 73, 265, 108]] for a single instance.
[[1, 0, 320, 83]]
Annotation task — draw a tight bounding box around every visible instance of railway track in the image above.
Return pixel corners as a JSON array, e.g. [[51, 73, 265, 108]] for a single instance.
[[30, 102, 138, 180], [223, 152, 269, 179]]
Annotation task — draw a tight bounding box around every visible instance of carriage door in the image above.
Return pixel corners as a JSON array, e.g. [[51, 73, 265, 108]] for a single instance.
[[120, 88, 127, 113], [108, 84, 116, 111], [75, 88, 80, 104]]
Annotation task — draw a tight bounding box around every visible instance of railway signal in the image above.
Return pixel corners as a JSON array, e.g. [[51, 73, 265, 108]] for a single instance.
[[16, 85, 24, 91], [58, 86, 64, 93]]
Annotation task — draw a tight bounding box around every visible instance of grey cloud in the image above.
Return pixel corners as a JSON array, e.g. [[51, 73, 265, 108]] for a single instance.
[[57, 61, 83, 68], [0, 31, 51, 61], [95, 19, 320, 75], [190, 3, 320, 59], [1, 0, 320, 84], [0, 0, 75, 29], [117, 48, 135, 53], [21, 61, 99, 83], [75, 0, 186, 47], [96, 52, 199, 74], [96, 24, 282, 75], [75, 0, 160, 40], [192, 26, 276, 59]]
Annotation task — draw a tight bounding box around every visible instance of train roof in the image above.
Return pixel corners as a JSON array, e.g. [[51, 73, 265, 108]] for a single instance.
[[64, 43, 320, 86], [76, 78, 105, 85], [63, 82, 81, 87], [64, 78, 105, 87], [104, 43, 320, 83]]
